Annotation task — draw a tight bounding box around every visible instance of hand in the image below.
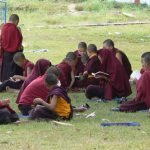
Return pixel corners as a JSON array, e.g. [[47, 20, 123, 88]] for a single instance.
[[34, 98, 43, 104], [12, 75, 21, 80], [2, 99, 10, 106]]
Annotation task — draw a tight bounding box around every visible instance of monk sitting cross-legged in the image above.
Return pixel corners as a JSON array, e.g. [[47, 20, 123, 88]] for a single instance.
[[117, 52, 150, 112], [57, 52, 78, 90]]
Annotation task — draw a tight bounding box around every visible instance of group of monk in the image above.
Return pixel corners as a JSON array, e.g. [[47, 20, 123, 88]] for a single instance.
[[0, 14, 149, 124]]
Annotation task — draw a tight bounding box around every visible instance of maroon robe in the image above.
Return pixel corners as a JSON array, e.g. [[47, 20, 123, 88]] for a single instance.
[[16, 59, 51, 103], [119, 70, 150, 112], [74, 50, 85, 75], [112, 48, 132, 79], [74, 55, 101, 88], [18, 75, 49, 105], [1, 23, 23, 81], [1, 23, 23, 53], [29, 86, 73, 120], [22, 60, 34, 77], [98, 49, 131, 99], [57, 61, 72, 89]]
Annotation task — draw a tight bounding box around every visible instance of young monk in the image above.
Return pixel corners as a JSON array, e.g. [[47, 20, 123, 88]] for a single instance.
[[57, 52, 78, 90], [0, 52, 34, 92], [16, 59, 51, 103], [29, 73, 73, 120], [74, 42, 87, 75], [86, 49, 131, 100], [1, 14, 23, 81], [73, 53, 89, 89], [103, 39, 132, 79], [75, 44, 101, 88], [117, 52, 150, 112], [18, 66, 61, 115], [0, 99, 19, 124]]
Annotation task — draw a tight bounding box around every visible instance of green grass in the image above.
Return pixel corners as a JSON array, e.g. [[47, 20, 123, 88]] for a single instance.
[[0, 0, 150, 150]]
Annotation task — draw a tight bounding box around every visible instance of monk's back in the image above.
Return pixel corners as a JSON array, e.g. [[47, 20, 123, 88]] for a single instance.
[[19, 76, 49, 105]]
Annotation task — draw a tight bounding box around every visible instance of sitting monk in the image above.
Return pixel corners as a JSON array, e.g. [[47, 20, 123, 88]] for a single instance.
[[74, 42, 87, 75], [103, 39, 132, 79], [57, 52, 78, 90], [29, 73, 73, 120], [16, 59, 51, 103], [18, 66, 61, 116], [0, 52, 34, 92], [75, 44, 101, 88], [0, 99, 19, 124], [86, 49, 131, 100], [117, 52, 150, 112]]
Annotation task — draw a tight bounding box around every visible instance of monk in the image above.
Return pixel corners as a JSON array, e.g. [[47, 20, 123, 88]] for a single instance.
[[18, 66, 61, 115], [29, 73, 73, 120], [118, 52, 150, 112], [0, 99, 19, 124], [74, 42, 87, 75], [75, 44, 101, 88], [86, 49, 131, 100], [16, 59, 51, 103], [57, 52, 78, 90], [0, 52, 34, 92], [0, 23, 4, 81], [103, 39, 132, 79], [1, 14, 23, 81]]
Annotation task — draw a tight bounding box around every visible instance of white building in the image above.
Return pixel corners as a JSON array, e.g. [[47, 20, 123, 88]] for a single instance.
[[115, 0, 150, 5]]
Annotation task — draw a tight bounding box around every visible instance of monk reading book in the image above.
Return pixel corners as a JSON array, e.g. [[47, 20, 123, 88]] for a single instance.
[[57, 52, 78, 90], [16, 59, 51, 103], [117, 52, 150, 112], [18, 66, 60, 116], [74, 44, 101, 88], [86, 49, 131, 100], [29, 74, 73, 121], [0, 52, 34, 92]]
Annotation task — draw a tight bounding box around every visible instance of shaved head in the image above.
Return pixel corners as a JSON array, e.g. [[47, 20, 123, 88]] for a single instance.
[[9, 14, 19, 25]]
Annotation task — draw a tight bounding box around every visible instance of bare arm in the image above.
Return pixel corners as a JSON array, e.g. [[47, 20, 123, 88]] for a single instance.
[[26, 67, 32, 77], [69, 71, 75, 89], [34, 95, 58, 111], [116, 52, 123, 64]]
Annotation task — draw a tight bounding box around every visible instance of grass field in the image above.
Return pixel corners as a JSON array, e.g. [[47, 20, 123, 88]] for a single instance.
[[0, 0, 150, 150]]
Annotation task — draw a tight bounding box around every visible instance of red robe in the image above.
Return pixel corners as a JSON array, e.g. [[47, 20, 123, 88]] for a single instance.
[[98, 49, 131, 99], [1, 23, 23, 52], [75, 55, 101, 88], [22, 60, 34, 77], [16, 59, 51, 104], [74, 50, 85, 75], [19, 75, 49, 105], [57, 61, 72, 89], [119, 70, 150, 111], [112, 48, 132, 79]]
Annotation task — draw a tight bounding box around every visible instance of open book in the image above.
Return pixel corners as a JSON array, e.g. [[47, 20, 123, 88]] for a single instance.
[[92, 71, 110, 78]]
